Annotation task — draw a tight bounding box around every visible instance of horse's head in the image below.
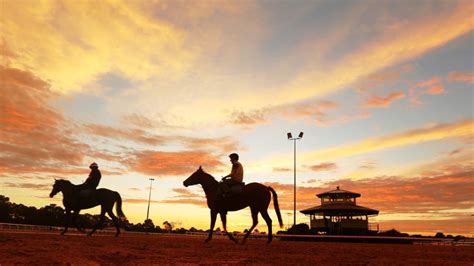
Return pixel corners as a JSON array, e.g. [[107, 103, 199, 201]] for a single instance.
[[183, 166, 207, 187], [49, 179, 69, 198]]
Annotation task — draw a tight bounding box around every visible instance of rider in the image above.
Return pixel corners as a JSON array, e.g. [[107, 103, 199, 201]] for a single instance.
[[77, 162, 102, 199], [220, 153, 244, 197]]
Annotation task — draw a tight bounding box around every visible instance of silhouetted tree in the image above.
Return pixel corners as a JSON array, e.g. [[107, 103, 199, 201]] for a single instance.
[[0, 195, 12, 222], [163, 221, 172, 232]]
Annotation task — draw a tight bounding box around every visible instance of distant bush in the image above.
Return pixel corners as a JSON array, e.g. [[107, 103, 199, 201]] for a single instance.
[[378, 229, 408, 237], [287, 223, 310, 235]]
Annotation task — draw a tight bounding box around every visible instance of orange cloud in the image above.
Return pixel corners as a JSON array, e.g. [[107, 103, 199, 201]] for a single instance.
[[230, 100, 341, 127], [2, 182, 51, 191], [409, 77, 445, 105], [85, 123, 238, 155], [447, 71, 474, 84], [0, 66, 90, 174], [126, 150, 223, 176], [124, 198, 161, 204], [425, 85, 445, 95], [231, 110, 267, 125], [273, 167, 292, 172], [302, 119, 473, 161], [362, 92, 405, 108], [121, 113, 183, 130], [308, 162, 338, 172], [84, 124, 166, 146]]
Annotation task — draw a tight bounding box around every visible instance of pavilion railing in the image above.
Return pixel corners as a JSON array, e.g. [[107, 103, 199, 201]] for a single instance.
[[368, 223, 379, 232]]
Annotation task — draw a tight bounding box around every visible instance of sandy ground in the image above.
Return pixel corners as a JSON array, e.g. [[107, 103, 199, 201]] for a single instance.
[[0, 231, 473, 265]]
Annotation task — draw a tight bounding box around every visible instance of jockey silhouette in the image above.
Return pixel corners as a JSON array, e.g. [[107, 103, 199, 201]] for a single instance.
[[219, 153, 244, 197], [77, 162, 101, 199]]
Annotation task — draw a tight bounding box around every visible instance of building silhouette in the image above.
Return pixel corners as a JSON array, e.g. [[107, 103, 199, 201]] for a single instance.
[[300, 186, 379, 235]]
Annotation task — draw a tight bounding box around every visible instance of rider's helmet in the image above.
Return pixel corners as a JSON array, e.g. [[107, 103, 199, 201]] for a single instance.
[[89, 162, 99, 169], [229, 153, 239, 161]]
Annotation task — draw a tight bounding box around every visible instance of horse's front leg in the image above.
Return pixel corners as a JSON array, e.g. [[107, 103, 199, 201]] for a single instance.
[[205, 210, 218, 243], [72, 210, 86, 233], [220, 212, 237, 244], [61, 209, 71, 235]]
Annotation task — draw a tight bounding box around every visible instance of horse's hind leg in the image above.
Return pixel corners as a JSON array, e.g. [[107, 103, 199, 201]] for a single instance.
[[107, 210, 121, 237], [88, 209, 106, 236], [260, 209, 273, 244], [220, 212, 237, 244], [241, 208, 259, 244]]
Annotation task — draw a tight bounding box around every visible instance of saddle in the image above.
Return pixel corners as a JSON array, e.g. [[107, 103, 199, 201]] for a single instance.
[[222, 182, 245, 198]]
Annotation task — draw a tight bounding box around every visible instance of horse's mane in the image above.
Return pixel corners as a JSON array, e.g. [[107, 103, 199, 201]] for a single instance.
[[56, 179, 73, 186], [198, 168, 218, 183]]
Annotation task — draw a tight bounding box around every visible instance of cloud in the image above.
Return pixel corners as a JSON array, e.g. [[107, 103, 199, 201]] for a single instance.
[[365, 65, 414, 82], [124, 198, 161, 204], [2, 182, 51, 191], [320, 171, 474, 213], [409, 77, 444, 105], [308, 162, 338, 172], [362, 92, 405, 108], [126, 150, 223, 176], [121, 113, 183, 130], [302, 119, 473, 161], [447, 71, 474, 84], [425, 85, 445, 95], [229, 99, 340, 127], [85, 122, 239, 154], [1, 1, 197, 93], [84, 124, 166, 146], [230, 110, 267, 126], [158, 188, 207, 207], [273, 167, 291, 172], [275, 2, 473, 105], [0, 66, 90, 174]]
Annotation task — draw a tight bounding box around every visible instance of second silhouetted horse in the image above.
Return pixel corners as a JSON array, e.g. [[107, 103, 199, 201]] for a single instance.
[[183, 166, 283, 244]]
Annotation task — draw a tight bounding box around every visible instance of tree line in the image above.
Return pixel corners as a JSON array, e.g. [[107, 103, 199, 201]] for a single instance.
[[0, 195, 209, 234]]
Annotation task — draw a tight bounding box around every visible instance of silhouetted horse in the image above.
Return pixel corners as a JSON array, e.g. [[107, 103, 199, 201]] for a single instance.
[[49, 179, 126, 237], [183, 166, 283, 244]]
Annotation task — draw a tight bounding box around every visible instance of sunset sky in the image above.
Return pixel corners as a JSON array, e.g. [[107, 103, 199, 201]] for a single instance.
[[1, 0, 473, 236]]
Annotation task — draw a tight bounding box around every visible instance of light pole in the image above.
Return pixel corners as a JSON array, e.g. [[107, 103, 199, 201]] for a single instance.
[[287, 131, 303, 227], [146, 178, 155, 221]]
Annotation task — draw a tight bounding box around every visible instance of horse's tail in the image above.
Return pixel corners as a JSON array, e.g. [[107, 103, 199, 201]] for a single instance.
[[268, 186, 283, 228], [114, 192, 127, 221]]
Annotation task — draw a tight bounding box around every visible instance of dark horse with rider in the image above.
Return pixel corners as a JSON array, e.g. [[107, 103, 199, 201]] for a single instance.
[[183, 153, 283, 244], [49, 162, 126, 236]]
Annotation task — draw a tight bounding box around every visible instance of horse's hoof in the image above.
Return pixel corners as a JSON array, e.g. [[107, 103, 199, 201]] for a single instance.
[[204, 238, 211, 243], [60, 231, 66, 235]]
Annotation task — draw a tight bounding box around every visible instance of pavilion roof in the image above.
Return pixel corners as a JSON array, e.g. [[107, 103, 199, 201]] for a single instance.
[[316, 186, 361, 198], [300, 203, 379, 216]]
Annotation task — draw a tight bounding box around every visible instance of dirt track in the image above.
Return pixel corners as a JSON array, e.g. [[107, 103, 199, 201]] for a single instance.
[[1, 231, 473, 265]]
